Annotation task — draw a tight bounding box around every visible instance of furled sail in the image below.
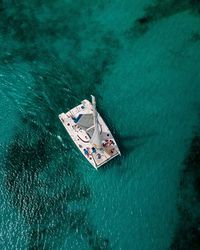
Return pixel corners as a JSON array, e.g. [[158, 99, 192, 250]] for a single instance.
[[90, 116, 102, 148], [90, 95, 102, 148]]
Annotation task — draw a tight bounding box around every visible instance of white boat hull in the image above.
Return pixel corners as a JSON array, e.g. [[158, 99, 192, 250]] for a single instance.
[[59, 99, 121, 169]]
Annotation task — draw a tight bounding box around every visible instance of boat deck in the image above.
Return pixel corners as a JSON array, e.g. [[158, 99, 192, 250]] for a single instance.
[[59, 100, 120, 169]]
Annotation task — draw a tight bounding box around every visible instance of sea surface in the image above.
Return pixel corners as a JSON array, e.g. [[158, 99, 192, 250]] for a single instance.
[[1, 1, 200, 250]]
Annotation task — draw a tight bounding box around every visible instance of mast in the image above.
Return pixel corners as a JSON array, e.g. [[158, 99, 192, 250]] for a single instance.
[[90, 95, 102, 148]]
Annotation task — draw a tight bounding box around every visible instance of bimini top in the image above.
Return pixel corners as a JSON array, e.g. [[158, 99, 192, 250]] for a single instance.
[[58, 95, 121, 169]]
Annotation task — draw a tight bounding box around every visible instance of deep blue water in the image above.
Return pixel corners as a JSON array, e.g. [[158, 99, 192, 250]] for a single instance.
[[1, 1, 200, 249]]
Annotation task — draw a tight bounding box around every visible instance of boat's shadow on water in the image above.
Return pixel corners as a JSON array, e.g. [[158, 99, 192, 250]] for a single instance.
[[100, 132, 157, 172]]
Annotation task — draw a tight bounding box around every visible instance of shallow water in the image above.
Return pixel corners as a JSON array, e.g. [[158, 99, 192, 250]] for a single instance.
[[1, 1, 200, 249]]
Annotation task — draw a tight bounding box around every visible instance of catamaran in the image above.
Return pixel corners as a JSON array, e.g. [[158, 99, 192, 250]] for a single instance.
[[59, 95, 121, 169]]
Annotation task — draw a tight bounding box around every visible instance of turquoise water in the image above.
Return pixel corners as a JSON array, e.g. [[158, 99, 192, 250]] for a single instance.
[[1, 1, 200, 249]]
